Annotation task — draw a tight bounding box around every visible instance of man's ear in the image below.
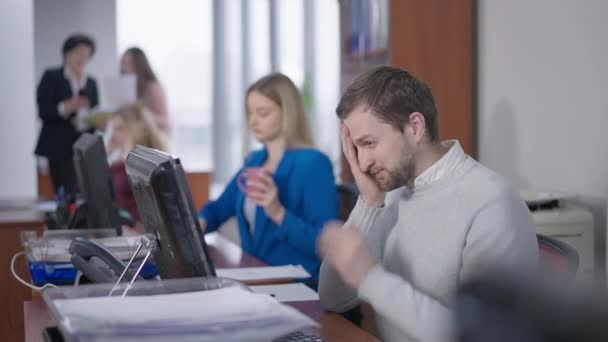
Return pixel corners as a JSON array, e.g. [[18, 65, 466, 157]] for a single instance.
[[406, 112, 427, 144]]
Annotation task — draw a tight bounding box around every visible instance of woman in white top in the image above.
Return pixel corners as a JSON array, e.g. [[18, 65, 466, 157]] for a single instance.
[[120, 47, 171, 136]]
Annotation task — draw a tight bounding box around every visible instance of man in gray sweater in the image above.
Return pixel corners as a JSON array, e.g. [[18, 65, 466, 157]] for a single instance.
[[318, 66, 538, 341]]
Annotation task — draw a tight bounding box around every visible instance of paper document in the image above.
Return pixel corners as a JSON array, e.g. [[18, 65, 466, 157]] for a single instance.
[[251, 283, 319, 302], [100, 75, 137, 109], [216, 265, 311, 281], [80, 75, 136, 129], [52, 286, 317, 341]]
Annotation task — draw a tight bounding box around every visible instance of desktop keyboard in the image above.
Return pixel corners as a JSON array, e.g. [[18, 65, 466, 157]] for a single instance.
[[274, 330, 324, 342]]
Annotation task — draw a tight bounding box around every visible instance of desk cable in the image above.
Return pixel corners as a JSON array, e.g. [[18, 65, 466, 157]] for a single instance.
[[10, 251, 58, 291]]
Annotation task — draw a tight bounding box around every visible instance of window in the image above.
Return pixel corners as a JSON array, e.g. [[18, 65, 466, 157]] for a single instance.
[[118, 0, 341, 192], [117, 0, 213, 171], [213, 0, 341, 187]]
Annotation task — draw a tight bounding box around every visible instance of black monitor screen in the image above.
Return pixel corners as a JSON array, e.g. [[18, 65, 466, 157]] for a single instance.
[[72, 133, 121, 233], [125, 145, 215, 279]]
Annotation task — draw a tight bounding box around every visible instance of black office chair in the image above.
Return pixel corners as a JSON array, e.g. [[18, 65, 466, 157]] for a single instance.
[[336, 183, 359, 222]]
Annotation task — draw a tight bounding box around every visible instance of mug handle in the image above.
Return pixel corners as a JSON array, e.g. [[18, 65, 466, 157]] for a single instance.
[[237, 170, 248, 192]]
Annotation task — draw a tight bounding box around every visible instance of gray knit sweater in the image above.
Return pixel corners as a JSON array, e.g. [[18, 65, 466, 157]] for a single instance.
[[318, 154, 538, 342]]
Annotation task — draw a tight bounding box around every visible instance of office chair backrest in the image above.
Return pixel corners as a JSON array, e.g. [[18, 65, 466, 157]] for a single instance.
[[537, 234, 579, 274], [336, 183, 359, 222]]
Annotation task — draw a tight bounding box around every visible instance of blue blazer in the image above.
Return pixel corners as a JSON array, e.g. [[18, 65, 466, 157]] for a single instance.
[[198, 148, 338, 279]]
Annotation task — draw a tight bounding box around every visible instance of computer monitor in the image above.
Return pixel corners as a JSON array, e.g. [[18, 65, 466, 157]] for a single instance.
[[125, 145, 216, 279], [72, 133, 121, 234]]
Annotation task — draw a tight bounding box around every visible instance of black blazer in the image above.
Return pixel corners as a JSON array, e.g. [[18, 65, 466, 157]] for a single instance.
[[34, 66, 98, 161]]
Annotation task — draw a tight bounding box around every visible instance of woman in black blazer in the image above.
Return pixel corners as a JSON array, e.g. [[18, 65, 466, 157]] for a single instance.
[[35, 34, 99, 195]]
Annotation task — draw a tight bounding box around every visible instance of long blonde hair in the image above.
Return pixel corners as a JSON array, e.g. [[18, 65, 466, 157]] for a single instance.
[[245, 73, 314, 148], [113, 103, 167, 151]]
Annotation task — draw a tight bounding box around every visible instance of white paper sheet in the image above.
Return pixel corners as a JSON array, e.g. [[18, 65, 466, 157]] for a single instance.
[[250, 283, 320, 302], [216, 265, 311, 281], [100, 75, 137, 109]]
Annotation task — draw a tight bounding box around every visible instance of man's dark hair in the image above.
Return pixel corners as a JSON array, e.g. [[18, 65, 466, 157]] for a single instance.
[[336, 66, 439, 143], [62, 34, 96, 58]]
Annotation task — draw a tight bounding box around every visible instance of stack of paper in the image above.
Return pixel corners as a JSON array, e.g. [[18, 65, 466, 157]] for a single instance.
[[52, 286, 317, 341]]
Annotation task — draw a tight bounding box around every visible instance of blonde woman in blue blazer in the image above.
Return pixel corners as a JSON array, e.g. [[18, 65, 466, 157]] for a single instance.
[[198, 73, 338, 280]]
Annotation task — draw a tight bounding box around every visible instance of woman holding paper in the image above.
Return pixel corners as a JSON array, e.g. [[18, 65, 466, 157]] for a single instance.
[[35, 34, 99, 195], [198, 73, 338, 281], [120, 47, 171, 136]]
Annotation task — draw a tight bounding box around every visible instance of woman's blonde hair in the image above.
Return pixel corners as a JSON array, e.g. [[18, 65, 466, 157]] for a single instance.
[[113, 103, 168, 151], [245, 73, 314, 148]]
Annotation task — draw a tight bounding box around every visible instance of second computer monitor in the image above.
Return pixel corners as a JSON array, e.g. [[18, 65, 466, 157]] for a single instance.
[[73, 133, 121, 233], [125, 145, 216, 279]]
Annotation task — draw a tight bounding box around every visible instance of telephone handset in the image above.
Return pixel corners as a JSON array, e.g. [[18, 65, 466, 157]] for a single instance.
[[69, 238, 139, 284]]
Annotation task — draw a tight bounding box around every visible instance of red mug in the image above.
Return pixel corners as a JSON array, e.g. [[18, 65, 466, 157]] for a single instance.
[[237, 167, 267, 192]]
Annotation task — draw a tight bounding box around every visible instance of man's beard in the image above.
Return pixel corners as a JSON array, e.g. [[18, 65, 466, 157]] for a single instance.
[[375, 150, 416, 191]]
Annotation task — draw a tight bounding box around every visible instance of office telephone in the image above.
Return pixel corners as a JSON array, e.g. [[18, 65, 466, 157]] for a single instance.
[[69, 238, 139, 284]]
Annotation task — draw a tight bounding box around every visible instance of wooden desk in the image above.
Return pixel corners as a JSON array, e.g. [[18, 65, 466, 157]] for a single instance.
[[0, 199, 46, 342], [205, 232, 301, 285], [23, 233, 378, 341], [205, 232, 267, 268]]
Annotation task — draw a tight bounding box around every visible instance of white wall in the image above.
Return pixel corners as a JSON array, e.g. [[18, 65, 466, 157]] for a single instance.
[[34, 0, 118, 85], [0, 0, 117, 199], [0, 0, 37, 199], [478, 0, 608, 283]]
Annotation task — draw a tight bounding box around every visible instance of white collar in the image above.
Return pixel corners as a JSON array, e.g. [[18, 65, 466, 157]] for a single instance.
[[413, 140, 467, 188], [63, 66, 87, 89]]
